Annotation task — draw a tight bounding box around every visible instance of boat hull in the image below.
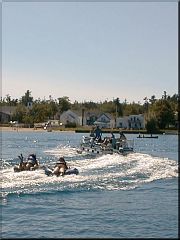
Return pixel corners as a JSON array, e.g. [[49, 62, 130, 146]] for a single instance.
[[137, 136, 158, 139], [79, 142, 134, 155]]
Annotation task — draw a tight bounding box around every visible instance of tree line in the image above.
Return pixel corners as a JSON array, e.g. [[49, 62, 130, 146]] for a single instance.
[[1, 90, 178, 131]]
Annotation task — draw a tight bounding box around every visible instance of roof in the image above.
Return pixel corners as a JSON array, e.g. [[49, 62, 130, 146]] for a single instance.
[[0, 106, 17, 115]]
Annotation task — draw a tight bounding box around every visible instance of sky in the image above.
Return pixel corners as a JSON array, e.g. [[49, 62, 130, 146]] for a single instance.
[[1, 0, 178, 104]]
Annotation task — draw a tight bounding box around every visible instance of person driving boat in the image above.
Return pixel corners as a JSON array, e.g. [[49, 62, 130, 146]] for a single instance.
[[94, 125, 102, 142]]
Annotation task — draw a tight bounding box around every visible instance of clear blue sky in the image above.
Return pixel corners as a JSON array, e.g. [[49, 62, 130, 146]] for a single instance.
[[2, 1, 178, 104]]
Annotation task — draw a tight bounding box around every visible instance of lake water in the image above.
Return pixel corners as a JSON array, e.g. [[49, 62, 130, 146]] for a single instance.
[[1, 131, 178, 238]]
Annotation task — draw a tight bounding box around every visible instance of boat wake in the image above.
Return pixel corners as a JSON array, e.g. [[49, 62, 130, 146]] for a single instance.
[[1, 146, 178, 199]]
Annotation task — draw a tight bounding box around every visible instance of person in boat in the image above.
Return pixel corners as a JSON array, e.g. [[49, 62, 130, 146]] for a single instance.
[[102, 137, 110, 146], [119, 131, 127, 148], [119, 131, 127, 141], [53, 157, 69, 176], [89, 128, 95, 147], [94, 125, 102, 142], [89, 128, 95, 138], [14, 153, 39, 172], [110, 132, 116, 149]]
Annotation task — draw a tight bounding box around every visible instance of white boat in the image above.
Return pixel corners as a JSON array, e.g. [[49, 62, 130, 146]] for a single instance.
[[78, 136, 134, 155]]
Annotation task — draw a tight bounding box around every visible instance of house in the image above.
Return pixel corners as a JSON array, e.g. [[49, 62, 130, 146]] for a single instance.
[[0, 106, 17, 123], [116, 114, 145, 129], [116, 117, 128, 129], [93, 113, 115, 128], [60, 110, 81, 126], [0, 112, 11, 123], [128, 114, 145, 129]]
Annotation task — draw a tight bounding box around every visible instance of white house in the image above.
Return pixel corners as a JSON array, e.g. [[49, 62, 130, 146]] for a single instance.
[[116, 117, 128, 129], [117, 114, 145, 129], [94, 113, 115, 128], [59, 110, 145, 129], [60, 110, 81, 126], [128, 114, 145, 129]]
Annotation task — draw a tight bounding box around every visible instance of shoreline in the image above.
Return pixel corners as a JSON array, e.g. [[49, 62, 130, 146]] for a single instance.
[[0, 126, 75, 133], [1, 126, 45, 132], [0, 126, 178, 135]]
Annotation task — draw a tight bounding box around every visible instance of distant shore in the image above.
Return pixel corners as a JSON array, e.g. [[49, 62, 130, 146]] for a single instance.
[[1, 126, 44, 132], [0, 126, 178, 135], [0, 126, 75, 133]]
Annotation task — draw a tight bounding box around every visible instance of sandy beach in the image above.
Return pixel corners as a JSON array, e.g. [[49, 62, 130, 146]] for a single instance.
[[0, 126, 76, 133], [1, 126, 45, 132]]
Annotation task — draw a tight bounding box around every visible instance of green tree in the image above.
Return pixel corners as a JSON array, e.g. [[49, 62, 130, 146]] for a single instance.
[[30, 103, 50, 123], [12, 105, 27, 123], [149, 95, 156, 105], [20, 90, 33, 106], [146, 118, 159, 133], [48, 101, 58, 119], [100, 100, 115, 114], [58, 96, 71, 114], [5, 94, 11, 105], [151, 99, 175, 129], [82, 101, 98, 110], [123, 102, 143, 116], [113, 97, 123, 117], [22, 114, 34, 126]]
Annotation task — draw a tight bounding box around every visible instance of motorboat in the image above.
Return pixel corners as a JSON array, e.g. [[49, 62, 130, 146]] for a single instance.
[[137, 134, 158, 139], [78, 136, 134, 155]]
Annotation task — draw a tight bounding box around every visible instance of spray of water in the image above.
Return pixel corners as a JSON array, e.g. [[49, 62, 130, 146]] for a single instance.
[[1, 146, 178, 197]]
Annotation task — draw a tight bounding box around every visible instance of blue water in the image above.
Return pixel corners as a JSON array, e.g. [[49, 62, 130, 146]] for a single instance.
[[1, 131, 178, 238]]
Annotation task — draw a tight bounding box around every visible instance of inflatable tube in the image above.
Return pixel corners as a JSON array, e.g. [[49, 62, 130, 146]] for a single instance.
[[14, 165, 22, 172], [13, 165, 39, 172], [44, 166, 79, 176], [65, 168, 79, 175]]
